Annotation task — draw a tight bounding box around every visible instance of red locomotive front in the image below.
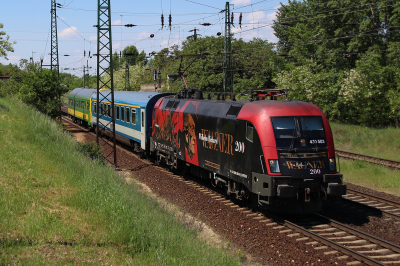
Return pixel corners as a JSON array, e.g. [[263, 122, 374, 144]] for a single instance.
[[151, 90, 346, 214]]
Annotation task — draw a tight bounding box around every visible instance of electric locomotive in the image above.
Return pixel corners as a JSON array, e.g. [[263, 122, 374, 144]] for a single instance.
[[151, 89, 346, 213]]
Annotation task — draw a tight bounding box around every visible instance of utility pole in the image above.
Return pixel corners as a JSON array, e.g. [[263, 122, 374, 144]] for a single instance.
[[188, 27, 200, 41], [96, 0, 117, 166], [83, 65, 86, 88], [223, 2, 233, 93], [83, 60, 90, 88], [50, 0, 59, 73], [124, 55, 130, 91]]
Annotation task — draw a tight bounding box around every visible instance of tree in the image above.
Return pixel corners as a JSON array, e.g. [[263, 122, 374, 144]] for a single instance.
[[18, 65, 67, 118], [122, 45, 139, 66], [0, 23, 16, 59], [136, 50, 147, 66]]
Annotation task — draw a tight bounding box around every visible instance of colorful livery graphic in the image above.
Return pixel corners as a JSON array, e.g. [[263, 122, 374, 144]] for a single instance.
[[68, 88, 346, 214]]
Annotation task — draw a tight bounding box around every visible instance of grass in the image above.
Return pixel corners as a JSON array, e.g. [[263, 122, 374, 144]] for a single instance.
[[0, 95, 241, 265], [330, 122, 400, 162], [330, 122, 400, 196], [338, 158, 400, 196]]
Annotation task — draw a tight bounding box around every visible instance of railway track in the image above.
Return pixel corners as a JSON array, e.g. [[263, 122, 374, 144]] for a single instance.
[[343, 189, 400, 221], [336, 150, 400, 171], [61, 110, 400, 265], [279, 213, 400, 265]]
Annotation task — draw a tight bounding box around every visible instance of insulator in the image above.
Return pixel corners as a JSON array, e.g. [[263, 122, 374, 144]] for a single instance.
[[239, 13, 242, 29], [84, 50, 86, 57], [150, 34, 155, 38], [169, 14, 172, 29], [125, 24, 136, 27], [217, 32, 222, 36], [161, 14, 164, 28], [231, 12, 234, 24]]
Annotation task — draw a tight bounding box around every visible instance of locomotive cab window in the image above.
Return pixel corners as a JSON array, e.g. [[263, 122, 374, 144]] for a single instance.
[[246, 123, 254, 142], [271, 116, 326, 149], [132, 109, 136, 125]]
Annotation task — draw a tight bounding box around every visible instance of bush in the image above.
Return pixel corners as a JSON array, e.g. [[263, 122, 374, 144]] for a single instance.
[[77, 141, 104, 161]]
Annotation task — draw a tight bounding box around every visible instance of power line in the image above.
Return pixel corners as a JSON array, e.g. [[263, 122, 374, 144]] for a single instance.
[[184, 0, 221, 11]]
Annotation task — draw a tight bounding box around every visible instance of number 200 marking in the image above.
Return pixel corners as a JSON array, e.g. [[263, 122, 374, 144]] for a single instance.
[[235, 141, 245, 153], [310, 169, 321, 174]]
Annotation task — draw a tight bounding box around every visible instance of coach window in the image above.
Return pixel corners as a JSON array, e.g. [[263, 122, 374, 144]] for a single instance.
[[93, 102, 97, 114], [131, 109, 136, 125], [126, 108, 130, 123], [141, 111, 144, 128], [246, 122, 254, 142], [116, 106, 120, 120], [107, 104, 111, 117], [121, 106, 125, 122]]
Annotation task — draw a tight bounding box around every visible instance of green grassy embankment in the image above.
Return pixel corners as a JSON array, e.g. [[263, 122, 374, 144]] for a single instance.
[[330, 122, 400, 196], [0, 95, 240, 265]]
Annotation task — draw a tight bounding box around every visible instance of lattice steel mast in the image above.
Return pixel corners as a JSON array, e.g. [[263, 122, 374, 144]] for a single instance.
[[223, 2, 233, 93], [50, 0, 59, 72], [96, 0, 117, 166]]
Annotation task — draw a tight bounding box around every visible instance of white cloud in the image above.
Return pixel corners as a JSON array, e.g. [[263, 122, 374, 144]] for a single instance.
[[133, 31, 151, 40], [0, 55, 21, 65], [159, 39, 169, 47], [112, 19, 123, 26], [59, 27, 78, 38], [89, 35, 97, 41], [231, 0, 251, 5], [245, 11, 265, 24], [266, 11, 277, 22], [113, 42, 122, 50]]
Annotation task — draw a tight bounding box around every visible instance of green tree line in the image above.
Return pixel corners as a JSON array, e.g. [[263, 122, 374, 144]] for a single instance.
[[2, 0, 400, 128]]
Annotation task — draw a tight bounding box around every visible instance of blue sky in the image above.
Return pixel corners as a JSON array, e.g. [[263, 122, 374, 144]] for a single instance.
[[0, 0, 287, 77]]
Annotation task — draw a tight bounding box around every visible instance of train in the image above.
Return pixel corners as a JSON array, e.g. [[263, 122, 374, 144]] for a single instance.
[[67, 87, 347, 214]]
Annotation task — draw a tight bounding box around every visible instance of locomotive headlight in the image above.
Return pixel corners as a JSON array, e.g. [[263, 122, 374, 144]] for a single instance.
[[269, 159, 280, 173], [329, 158, 336, 172]]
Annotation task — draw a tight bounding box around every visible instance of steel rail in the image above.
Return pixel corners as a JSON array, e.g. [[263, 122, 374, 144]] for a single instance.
[[316, 214, 400, 254], [347, 188, 400, 209], [336, 150, 400, 170], [283, 218, 386, 266], [344, 190, 400, 220]]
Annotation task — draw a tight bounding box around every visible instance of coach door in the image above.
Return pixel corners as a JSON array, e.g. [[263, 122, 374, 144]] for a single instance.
[[140, 109, 146, 149]]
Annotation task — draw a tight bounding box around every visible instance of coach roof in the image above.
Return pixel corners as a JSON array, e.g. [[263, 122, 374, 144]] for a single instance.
[[92, 91, 172, 108]]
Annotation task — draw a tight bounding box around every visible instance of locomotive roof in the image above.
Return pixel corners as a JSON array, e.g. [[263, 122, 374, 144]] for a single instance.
[[162, 95, 323, 118], [92, 91, 173, 107]]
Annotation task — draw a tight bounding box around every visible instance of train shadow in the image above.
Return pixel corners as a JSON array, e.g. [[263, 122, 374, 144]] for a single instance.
[[318, 199, 383, 226]]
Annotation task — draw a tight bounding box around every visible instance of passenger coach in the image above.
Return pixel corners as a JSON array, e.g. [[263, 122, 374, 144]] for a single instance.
[[91, 91, 172, 152]]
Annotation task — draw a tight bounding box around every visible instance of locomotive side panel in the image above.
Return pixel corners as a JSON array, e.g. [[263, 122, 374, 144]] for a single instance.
[[152, 98, 265, 192]]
